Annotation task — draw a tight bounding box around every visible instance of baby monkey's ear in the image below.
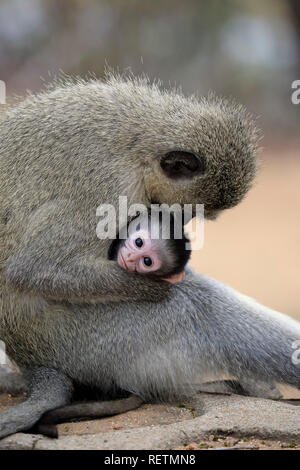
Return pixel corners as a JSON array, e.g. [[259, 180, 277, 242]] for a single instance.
[[160, 150, 206, 179]]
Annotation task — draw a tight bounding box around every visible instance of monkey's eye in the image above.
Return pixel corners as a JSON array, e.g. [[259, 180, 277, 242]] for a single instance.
[[135, 238, 143, 248], [143, 257, 152, 267]]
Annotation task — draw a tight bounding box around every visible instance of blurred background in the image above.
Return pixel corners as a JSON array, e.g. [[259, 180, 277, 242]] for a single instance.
[[0, 0, 299, 321]]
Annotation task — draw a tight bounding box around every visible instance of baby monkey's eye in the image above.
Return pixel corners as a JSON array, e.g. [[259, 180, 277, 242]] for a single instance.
[[135, 238, 143, 248], [143, 257, 152, 267]]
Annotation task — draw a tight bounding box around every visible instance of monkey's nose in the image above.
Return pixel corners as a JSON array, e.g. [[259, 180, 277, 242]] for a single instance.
[[126, 252, 138, 262]]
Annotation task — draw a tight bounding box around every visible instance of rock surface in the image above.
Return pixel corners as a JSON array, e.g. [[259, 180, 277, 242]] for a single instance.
[[0, 393, 299, 450]]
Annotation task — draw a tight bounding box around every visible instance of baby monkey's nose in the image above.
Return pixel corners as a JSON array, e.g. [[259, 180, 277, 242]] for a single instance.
[[126, 252, 138, 262]]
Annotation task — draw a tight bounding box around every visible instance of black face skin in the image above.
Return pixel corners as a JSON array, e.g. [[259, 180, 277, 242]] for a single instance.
[[108, 214, 191, 278]]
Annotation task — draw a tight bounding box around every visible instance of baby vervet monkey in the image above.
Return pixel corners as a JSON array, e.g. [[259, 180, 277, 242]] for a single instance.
[[108, 212, 191, 283]]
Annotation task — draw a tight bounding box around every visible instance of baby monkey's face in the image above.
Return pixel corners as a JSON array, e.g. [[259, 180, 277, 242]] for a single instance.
[[117, 229, 163, 274]]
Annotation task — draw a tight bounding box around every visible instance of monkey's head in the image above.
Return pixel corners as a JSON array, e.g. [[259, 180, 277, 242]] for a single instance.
[[123, 82, 260, 220]]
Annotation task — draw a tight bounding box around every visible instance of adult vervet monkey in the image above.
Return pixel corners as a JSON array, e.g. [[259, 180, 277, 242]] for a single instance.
[[0, 75, 299, 438]]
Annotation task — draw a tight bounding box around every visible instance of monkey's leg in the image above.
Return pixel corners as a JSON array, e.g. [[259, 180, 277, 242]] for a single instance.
[[0, 369, 26, 395], [0, 367, 73, 439], [27, 395, 143, 438], [176, 275, 300, 391]]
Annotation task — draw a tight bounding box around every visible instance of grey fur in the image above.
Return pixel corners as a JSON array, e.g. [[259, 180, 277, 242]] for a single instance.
[[0, 74, 258, 303], [0, 74, 298, 438]]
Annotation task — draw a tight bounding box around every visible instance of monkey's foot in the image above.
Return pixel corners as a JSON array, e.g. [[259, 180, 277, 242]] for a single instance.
[[39, 394, 144, 425]]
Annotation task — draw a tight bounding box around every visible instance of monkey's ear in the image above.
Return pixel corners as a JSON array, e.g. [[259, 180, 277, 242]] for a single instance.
[[160, 150, 206, 179]]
